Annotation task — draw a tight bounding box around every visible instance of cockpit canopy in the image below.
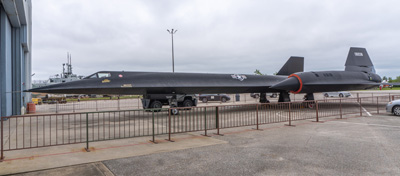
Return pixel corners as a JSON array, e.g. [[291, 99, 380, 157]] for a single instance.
[[84, 72, 111, 79]]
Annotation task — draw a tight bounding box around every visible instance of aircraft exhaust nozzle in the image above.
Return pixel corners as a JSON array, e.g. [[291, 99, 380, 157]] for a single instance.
[[270, 77, 300, 92]]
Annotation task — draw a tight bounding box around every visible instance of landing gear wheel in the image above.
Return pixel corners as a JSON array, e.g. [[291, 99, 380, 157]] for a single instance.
[[202, 98, 208, 103], [150, 101, 162, 112], [170, 105, 179, 115], [393, 106, 400, 116], [150, 101, 162, 109], [183, 100, 193, 107], [324, 93, 329, 97], [221, 97, 227, 102], [339, 93, 344, 98], [182, 99, 193, 110]]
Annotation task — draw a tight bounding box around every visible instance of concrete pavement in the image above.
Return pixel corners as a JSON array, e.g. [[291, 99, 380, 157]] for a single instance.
[[5, 113, 400, 175], [1, 133, 227, 175]]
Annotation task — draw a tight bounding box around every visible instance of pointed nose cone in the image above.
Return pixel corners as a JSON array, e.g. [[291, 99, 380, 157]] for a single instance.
[[25, 83, 72, 94], [25, 87, 52, 93], [271, 77, 300, 92]]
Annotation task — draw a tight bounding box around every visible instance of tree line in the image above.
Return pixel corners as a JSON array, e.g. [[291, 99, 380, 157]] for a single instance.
[[382, 76, 400, 83]]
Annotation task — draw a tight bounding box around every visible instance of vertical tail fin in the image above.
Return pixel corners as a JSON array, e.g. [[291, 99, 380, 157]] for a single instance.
[[276, 56, 304, 75], [345, 47, 375, 73]]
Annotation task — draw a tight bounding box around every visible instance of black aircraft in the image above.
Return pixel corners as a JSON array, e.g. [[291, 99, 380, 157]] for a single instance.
[[27, 47, 382, 105]]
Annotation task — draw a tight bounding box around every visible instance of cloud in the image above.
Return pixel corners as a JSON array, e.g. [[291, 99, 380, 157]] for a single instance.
[[32, 0, 400, 80]]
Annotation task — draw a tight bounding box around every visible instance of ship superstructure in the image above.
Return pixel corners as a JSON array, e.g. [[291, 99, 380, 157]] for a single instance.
[[32, 53, 84, 88]]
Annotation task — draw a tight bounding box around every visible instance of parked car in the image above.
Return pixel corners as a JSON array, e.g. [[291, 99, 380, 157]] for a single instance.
[[323, 92, 352, 98], [199, 94, 231, 103], [387, 99, 400, 116], [250, 93, 277, 98]]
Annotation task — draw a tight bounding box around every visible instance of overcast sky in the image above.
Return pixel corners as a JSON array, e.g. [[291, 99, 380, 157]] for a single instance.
[[32, 0, 400, 80]]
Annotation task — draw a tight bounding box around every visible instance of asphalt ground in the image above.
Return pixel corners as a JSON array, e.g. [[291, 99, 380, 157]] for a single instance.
[[10, 113, 400, 176]]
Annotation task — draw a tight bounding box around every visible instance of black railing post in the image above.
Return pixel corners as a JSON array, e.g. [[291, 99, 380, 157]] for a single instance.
[[359, 98, 363, 117], [167, 108, 174, 142], [214, 106, 223, 136], [1, 116, 4, 161], [205, 107, 207, 136], [315, 101, 319, 122], [256, 104, 259, 130], [150, 110, 157, 143], [288, 102, 291, 125], [339, 98, 343, 119], [216, 107, 219, 134], [202, 107, 210, 137], [285, 102, 295, 126], [85, 113, 90, 152]]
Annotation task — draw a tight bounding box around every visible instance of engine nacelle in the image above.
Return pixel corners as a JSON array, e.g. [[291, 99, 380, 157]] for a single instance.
[[271, 71, 381, 93]]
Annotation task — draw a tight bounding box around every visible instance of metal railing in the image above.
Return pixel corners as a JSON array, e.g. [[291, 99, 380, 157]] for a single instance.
[[1, 95, 399, 161], [35, 98, 143, 114]]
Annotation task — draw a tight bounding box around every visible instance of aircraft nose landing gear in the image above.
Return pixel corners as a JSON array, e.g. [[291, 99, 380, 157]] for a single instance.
[[167, 95, 180, 115]]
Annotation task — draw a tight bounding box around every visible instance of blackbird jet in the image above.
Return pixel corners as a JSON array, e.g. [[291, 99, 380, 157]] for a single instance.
[[27, 47, 382, 103]]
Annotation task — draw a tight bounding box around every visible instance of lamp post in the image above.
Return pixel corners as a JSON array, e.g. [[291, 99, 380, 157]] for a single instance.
[[167, 29, 177, 73]]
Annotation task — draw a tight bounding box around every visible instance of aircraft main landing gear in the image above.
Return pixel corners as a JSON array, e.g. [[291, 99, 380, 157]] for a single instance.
[[303, 93, 315, 108], [259, 93, 270, 103], [278, 92, 291, 102]]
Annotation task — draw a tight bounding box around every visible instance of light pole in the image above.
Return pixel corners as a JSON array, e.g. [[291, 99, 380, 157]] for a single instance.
[[167, 29, 177, 72]]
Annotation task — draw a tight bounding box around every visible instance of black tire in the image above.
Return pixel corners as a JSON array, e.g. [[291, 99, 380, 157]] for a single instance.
[[271, 94, 277, 98], [393, 106, 400, 116], [324, 93, 329, 97], [170, 105, 179, 115], [339, 93, 344, 97], [182, 99, 193, 107], [150, 100, 163, 109], [221, 97, 227, 102], [202, 98, 208, 103]]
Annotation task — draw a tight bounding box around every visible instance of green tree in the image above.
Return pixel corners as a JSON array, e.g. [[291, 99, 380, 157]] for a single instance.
[[395, 76, 400, 82], [254, 69, 264, 75], [382, 76, 387, 81], [388, 77, 393, 83]]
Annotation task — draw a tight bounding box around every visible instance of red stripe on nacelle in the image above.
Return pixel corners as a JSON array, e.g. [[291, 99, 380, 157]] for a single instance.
[[288, 74, 302, 94]]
